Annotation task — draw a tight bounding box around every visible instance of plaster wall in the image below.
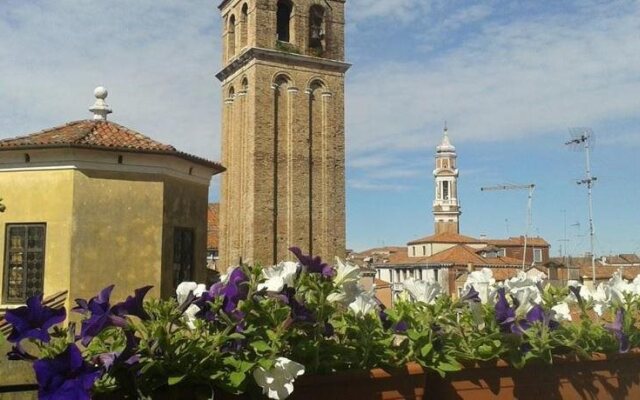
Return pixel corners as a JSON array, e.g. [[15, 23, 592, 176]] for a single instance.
[[69, 170, 164, 303], [161, 176, 210, 297], [0, 170, 74, 308]]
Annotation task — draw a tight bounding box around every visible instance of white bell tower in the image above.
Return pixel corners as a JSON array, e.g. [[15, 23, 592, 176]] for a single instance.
[[433, 125, 461, 234]]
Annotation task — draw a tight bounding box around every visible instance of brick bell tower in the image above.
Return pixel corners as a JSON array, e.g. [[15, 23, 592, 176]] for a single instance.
[[217, 0, 350, 269], [433, 125, 461, 234]]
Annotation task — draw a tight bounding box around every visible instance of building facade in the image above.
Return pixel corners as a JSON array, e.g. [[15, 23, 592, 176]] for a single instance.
[[0, 89, 224, 309], [217, 0, 350, 269]]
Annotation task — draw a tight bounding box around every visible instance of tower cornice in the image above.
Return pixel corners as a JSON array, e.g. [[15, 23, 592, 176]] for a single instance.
[[218, 0, 347, 11], [216, 47, 351, 82]]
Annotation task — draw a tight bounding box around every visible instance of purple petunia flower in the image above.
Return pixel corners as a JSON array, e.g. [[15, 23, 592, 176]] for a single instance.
[[460, 285, 481, 303], [512, 304, 559, 335], [394, 320, 409, 333], [34, 343, 101, 400], [74, 285, 152, 346], [605, 309, 630, 353], [5, 294, 66, 344], [494, 288, 516, 333], [208, 268, 250, 314], [74, 285, 120, 346], [283, 287, 315, 323], [95, 331, 140, 371], [112, 285, 153, 321], [289, 247, 335, 278], [568, 285, 584, 307], [323, 321, 335, 337]]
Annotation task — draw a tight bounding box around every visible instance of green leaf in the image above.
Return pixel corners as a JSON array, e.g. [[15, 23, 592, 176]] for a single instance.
[[438, 362, 462, 372], [168, 375, 186, 386], [250, 340, 271, 353], [228, 333, 245, 340], [420, 343, 433, 358], [229, 371, 246, 388]]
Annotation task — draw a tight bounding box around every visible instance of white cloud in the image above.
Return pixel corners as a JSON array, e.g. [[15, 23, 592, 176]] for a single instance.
[[346, 2, 640, 161], [348, 0, 432, 22], [0, 0, 222, 161]]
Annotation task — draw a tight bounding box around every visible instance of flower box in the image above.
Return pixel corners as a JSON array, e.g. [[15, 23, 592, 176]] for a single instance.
[[216, 363, 427, 400], [424, 352, 640, 400], [4, 249, 640, 400]]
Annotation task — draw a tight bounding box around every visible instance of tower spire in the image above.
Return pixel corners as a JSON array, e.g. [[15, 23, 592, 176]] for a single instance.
[[433, 125, 461, 234]]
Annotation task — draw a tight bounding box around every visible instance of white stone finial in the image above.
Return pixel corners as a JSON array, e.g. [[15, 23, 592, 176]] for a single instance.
[[89, 86, 112, 121], [437, 123, 456, 153]]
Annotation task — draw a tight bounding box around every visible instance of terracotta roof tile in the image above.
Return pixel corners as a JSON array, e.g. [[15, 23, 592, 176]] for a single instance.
[[207, 203, 219, 249], [374, 278, 391, 288], [487, 236, 549, 247], [407, 232, 484, 245], [0, 120, 224, 171], [423, 245, 487, 265], [578, 265, 640, 281]]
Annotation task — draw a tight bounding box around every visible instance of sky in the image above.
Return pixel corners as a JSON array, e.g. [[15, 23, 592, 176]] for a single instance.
[[1, 0, 639, 256]]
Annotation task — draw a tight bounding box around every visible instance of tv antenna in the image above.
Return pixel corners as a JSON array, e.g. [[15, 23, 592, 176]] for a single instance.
[[481, 183, 535, 270], [566, 127, 597, 285]]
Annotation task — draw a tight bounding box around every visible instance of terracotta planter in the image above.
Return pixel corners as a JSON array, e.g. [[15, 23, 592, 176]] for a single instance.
[[217, 363, 428, 400], [424, 352, 640, 400]]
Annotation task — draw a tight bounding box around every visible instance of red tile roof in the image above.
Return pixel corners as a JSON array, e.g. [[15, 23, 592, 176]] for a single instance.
[[407, 232, 484, 245], [487, 236, 550, 247], [0, 120, 224, 171], [207, 203, 219, 249], [423, 244, 487, 265]]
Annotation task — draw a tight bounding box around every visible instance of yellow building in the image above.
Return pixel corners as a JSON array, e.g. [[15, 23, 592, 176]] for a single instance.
[[0, 88, 224, 310]]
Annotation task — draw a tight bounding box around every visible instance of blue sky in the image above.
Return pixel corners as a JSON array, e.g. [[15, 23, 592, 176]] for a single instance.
[[1, 0, 639, 256]]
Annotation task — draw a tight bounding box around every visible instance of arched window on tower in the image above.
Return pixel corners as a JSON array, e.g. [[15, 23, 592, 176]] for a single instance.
[[443, 181, 450, 200], [240, 3, 248, 49], [228, 15, 236, 58], [309, 5, 325, 53], [276, 0, 293, 42]]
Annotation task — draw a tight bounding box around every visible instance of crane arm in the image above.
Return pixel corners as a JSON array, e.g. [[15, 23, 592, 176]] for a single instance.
[[481, 184, 535, 192]]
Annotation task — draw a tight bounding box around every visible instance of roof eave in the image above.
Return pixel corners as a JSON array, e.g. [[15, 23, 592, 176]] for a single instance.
[[0, 144, 225, 174]]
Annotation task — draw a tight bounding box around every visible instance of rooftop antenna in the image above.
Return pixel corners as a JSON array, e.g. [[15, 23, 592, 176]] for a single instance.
[[566, 127, 597, 285], [559, 209, 569, 261], [481, 183, 536, 270]]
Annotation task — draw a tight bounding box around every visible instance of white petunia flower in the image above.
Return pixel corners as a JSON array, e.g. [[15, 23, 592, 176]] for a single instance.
[[592, 284, 611, 317], [348, 292, 378, 316], [253, 357, 305, 400], [176, 282, 206, 305], [551, 302, 572, 322], [464, 268, 496, 304], [504, 272, 543, 315], [327, 281, 363, 305], [333, 258, 361, 286], [608, 272, 632, 303], [258, 261, 299, 293], [183, 304, 201, 330], [567, 281, 593, 303], [402, 277, 441, 304]]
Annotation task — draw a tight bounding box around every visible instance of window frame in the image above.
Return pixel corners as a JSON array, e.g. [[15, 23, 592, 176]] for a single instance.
[[172, 227, 195, 290], [3, 223, 47, 304], [533, 248, 543, 263]]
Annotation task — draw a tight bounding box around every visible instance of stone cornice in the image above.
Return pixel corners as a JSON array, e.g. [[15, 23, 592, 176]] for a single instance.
[[218, 0, 346, 11], [216, 47, 351, 82]]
